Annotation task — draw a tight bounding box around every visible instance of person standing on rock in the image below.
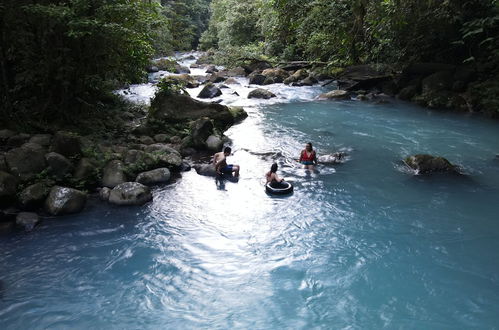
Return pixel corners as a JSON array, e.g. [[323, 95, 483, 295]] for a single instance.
[[213, 147, 240, 177], [299, 142, 317, 170]]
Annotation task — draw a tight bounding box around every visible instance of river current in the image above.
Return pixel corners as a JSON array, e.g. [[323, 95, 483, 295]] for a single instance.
[[1, 55, 499, 329]]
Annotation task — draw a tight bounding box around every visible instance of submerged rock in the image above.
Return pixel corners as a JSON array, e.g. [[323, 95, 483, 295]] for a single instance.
[[15, 212, 40, 232], [404, 154, 458, 174], [109, 182, 153, 206], [45, 186, 87, 216], [248, 88, 276, 99], [136, 168, 171, 186], [318, 90, 350, 100]]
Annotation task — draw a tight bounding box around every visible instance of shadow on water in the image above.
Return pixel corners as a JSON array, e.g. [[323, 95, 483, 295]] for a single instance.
[[0, 280, 5, 300], [215, 174, 239, 190]]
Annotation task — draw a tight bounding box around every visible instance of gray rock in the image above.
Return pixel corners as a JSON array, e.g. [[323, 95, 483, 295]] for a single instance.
[[99, 187, 111, 201], [205, 65, 218, 74], [208, 73, 227, 84], [29, 134, 52, 147], [263, 77, 275, 85], [398, 85, 419, 100], [0, 129, 16, 142], [284, 69, 309, 85], [109, 182, 153, 206], [18, 182, 50, 210], [318, 90, 350, 100], [136, 168, 171, 186], [0, 154, 7, 172], [404, 154, 458, 174], [7, 133, 30, 147], [156, 153, 182, 169], [144, 143, 180, 156], [154, 134, 169, 143], [52, 131, 82, 158], [249, 74, 266, 85], [73, 158, 98, 183], [5, 143, 47, 180], [0, 171, 18, 205], [174, 64, 191, 74], [16, 212, 40, 232], [262, 68, 289, 82], [248, 88, 276, 99], [46, 152, 74, 180], [44, 186, 87, 215], [193, 164, 217, 177], [191, 118, 214, 148], [198, 83, 222, 99], [206, 135, 223, 152], [102, 160, 126, 188], [301, 76, 318, 86], [139, 136, 155, 145], [225, 78, 239, 85]]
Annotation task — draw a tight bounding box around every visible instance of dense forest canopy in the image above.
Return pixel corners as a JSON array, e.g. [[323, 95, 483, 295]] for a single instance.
[[1, 0, 499, 123], [0, 0, 210, 123]]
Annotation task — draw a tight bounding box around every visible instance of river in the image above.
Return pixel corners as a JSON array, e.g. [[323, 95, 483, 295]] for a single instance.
[[1, 54, 499, 329]]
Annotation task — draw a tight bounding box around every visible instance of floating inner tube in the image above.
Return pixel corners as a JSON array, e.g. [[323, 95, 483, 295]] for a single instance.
[[266, 181, 293, 195]]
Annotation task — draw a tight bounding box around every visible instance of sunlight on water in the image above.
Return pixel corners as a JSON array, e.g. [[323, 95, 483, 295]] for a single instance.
[[2, 55, 499, 329]]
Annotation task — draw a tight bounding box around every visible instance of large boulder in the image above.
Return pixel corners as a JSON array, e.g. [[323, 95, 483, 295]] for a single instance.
[[102, 160, 127, 188], [284, 69, 309, 85], [244, 60, 272, 74], [52, 131, 82, 158], [262, 68, 289, 83], [0, 171, 18, 205], [73, 158, 98, 184], [225, 78, 239, 85], [5, 143, 47, 180], [190, 118, 215, 148], [18, 182, 51, 210], [0, 154, 7, 172], [44, 186, 87, 215], [248, 88, 276, 99], [15, 212, 40, 232], [108, 182, 153, 206], [29, 134, 52, 147], [7, 133, 30, 147], [144, 143, 180, 156], [45, 152, 74, 180], [193, 164, 217, 177], [404, 154, 458, 174], [226, 67, 247, 77], [206, 135, 223, 152], [198, 83, 222, 99], [149, 93, 234, 130], [208, 73, 227, 83], [205, 65, 218, 74], [228, 106, 248, 122], [136, 168, 171, 186], [318, 90, 350, 100], [249, 73, 267, 85], [123, 149, 156, 168], [300, 76, 318, 86], [0, 129, 16, 143]]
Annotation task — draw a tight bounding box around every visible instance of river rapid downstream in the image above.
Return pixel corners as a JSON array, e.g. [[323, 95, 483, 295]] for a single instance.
[[1, 54, 499, 329]]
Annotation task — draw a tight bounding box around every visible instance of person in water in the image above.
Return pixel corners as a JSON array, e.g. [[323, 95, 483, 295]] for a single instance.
[[213, 147, 240, 177], [266, 163, 284, 185], [299, 142, 317, 169]]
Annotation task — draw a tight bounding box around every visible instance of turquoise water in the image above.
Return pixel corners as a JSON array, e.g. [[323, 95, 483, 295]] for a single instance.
[[1, 98, 499, 329]]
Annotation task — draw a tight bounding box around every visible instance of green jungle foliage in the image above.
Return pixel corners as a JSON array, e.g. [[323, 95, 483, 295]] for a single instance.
[[0, 0, 211, 124], [201, 0, 499, 68]]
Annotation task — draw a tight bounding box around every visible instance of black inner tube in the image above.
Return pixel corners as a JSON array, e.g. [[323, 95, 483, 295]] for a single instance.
[[266, 181, 293, 195]]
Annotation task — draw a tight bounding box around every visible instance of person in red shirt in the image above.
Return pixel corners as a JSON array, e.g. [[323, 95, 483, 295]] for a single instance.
[[299, 142, 317, 169]]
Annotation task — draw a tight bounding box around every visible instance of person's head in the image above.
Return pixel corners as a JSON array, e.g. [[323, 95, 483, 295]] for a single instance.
[[270, 163, 278, 173], [305, 142, 313, 151], [223, 147, 231, 156]]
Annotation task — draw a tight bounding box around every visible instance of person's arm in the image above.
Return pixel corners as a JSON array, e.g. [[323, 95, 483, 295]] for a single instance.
[[213, 153, 219, 166], [299, 150, 304, 162], [274, 173, 283, 182]]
